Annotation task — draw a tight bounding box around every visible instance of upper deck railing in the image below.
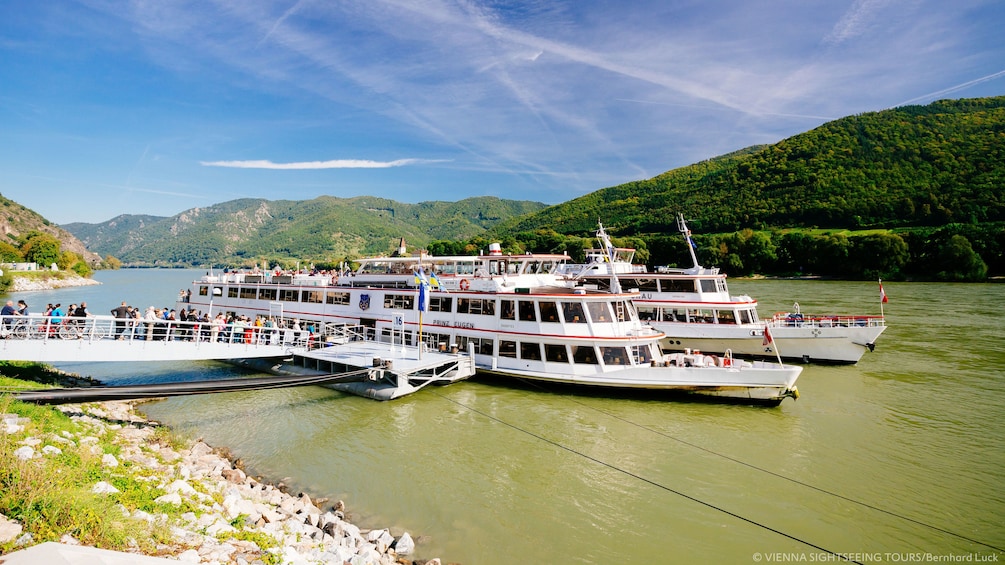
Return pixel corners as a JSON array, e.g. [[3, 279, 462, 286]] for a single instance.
[[0, 314, 312, 349]]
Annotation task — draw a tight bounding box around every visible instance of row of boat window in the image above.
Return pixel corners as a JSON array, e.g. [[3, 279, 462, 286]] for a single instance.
[[589, 277, 725, 294], [356, 259, 562, 276], [636, 306, 759, 324], [386, 329, 654, 366], [200, 286, 635, 324]]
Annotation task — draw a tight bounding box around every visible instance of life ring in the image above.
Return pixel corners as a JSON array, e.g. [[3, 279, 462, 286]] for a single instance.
[[459, 278, 470, 291]]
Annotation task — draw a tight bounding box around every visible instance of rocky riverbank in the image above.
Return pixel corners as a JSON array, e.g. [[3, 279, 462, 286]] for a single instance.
[[1, 399, 446, 565], [8, 272, 101, 292]]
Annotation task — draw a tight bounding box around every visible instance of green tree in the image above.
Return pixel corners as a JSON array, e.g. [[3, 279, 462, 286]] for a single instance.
[[935, 235, 987, 281], [19, 231, 61, 267], [0, 241, 23, 262]]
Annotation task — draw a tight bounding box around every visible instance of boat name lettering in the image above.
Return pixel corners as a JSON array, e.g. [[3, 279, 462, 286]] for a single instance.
[[640, 292, 653, 300]]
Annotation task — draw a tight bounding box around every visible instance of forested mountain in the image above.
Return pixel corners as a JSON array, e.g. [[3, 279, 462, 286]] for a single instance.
[[468, 96, 1004, 280], [64, 196, 547, 267], [494, 96, 1005, 238]]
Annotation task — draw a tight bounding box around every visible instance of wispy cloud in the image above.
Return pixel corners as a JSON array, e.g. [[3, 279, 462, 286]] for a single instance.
[[200, 158, 448, 170], [895, 69, 1005, 106]]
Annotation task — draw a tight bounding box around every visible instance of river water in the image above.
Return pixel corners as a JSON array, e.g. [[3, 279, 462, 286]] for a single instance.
[[11, 270, 1004, 563]]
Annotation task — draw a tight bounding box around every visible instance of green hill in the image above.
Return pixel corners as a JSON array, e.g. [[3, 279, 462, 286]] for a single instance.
[[495, 96, 1005, 238], [64, 196, 547, 267]]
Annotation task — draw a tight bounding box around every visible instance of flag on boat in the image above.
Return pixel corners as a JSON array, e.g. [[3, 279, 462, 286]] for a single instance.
[[685, 230, 698, 250], [416, 268, 436, 312], [879, 280, 889, 303], [762, 323, 773, 346]]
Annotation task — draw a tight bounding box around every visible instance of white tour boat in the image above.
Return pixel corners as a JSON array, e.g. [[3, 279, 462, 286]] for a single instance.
[[556, 218, 887, 364], [176, 242, 801, 404]]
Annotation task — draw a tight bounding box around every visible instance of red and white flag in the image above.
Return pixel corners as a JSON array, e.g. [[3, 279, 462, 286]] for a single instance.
[[762, 324, 773, 346], [879, 280, 889, 303]]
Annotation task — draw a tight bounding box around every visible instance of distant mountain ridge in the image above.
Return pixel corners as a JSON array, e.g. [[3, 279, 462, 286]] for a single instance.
[[63, 196, 547, 266]]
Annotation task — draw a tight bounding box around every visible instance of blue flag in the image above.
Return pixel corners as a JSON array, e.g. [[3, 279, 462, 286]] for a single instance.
[[416, 268, 431, 312]]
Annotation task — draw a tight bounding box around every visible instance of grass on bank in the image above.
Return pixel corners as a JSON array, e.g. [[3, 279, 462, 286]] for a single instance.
[[0, 363, 194, 556]]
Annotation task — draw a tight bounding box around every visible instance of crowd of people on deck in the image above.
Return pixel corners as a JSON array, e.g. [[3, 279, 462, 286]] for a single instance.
[[1, 297, 313, 345]]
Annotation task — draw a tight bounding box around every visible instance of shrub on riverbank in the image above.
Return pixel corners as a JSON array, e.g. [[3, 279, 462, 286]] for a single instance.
[[0, 392, 172, 554]]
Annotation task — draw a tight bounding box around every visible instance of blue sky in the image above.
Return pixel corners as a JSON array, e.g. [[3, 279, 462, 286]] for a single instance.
[[1, 0, 1003, 225]]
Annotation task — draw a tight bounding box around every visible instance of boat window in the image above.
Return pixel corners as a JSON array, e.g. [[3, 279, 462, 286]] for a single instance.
[[500, 300, 515, 320], [740, 309, 757, 324], [499, 340, 517, 358], [587, 302, 611, 323], [456, 262, 475, 275], [628, 278, 659, 292], [637, 306, 657, 322], [539, 301, 560, 322], [562, 302, 586, 323], [687, 308, 713, 323], [421, 332, 452, 351], [303, 290, 324, 304], [212, 286, 223, 296], [199, 286, 209, 297], [456, 298, 470, 314], [384, 293, 415, 310], [659, 279, 695, 293], [429, 296, 452, 313], [259, 288, 278, 301], [716, 310, 736, 324], [326, 291, 350, 305], [237, 287, 254, 299], [571, 345, 598, 364], [518, 300, 537, 322], [601, 347, 630, 366], [633, 344, 654, 365], [545, 344, 569, 363], [455, 335, 493, 355], [228, 287, 239, 298], [699, 279, 718, 293], [591, 278, 613, 292], [520, 342, 542, 361], [279, 289, 299, 302]]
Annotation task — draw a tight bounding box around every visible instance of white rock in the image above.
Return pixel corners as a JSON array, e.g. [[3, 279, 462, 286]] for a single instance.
[[102, 453, 119, 467], [93, 481, 121, 494], [0, 514, 24, 544], [2, 423, 22, 434], [167, 479, 197, 495], [13, 446, 34, 460], [178, 548, 201, 562], [154, 492, 182, 505], [41, 445, 62, 455], [394, 532, 415, 555]]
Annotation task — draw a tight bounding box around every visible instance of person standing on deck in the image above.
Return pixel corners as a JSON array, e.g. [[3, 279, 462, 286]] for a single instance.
[[111, 301, 130, 340]]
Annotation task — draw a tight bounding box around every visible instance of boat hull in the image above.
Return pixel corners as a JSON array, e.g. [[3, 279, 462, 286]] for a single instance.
[[655, 323, 887, 364], [476, 361, 801, 404]]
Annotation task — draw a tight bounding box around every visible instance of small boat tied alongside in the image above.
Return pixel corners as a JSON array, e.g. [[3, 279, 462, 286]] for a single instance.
[[555, 217, 887, 364]]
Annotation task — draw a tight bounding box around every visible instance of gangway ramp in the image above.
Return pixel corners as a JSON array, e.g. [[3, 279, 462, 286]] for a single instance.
[[0, 314, 310, 363]]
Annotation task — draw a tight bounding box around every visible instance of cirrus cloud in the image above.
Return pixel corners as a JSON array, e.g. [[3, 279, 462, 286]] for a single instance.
[[200, 158, 448, 170]]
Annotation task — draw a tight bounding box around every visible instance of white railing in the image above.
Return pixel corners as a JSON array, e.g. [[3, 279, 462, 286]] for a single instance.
[[0, 314, 312, 348]]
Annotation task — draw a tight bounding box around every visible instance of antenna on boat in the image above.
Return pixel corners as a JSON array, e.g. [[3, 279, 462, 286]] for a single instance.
[[596, 221, 623, 294], [677, 214, 702, 273]]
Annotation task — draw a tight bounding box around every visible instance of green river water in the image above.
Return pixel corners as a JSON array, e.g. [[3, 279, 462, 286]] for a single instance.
[[21, 270, 1004, 564]]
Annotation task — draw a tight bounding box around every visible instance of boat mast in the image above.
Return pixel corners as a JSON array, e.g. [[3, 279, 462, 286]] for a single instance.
[[595, 221, 623, 294], [676, 214, 702, 273]]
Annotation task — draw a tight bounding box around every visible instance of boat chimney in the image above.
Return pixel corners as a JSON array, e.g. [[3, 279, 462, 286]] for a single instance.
[[488, 243, 502, 256]]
